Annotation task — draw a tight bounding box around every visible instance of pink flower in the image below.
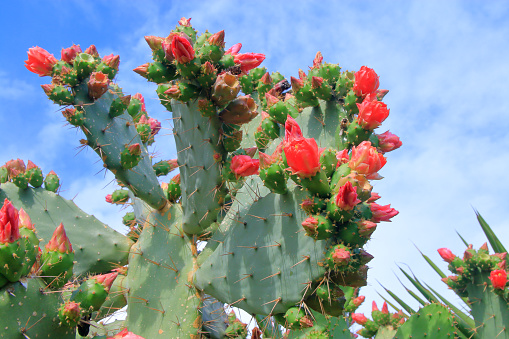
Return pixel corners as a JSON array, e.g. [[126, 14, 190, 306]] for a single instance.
[[351, 313, 368, 325], [234, 53, 265, 73], [356, 98, 390, 130], [370, 203, 399, 222], [230, 155, 259, 179], [171, 35, 195, 63], [349, 141, 387, 179], [489, 269, 507, 289], [335, 182, 361, 211], [0, 198, 20, 243], [61, 44, 82, 64], [437, 248, 456, 263], [284, 137, 321, 178], [25, 47, 58, 76], [377, 131, 402, 152], [353, 66, 379, 97], [46, 223, 73, 253]]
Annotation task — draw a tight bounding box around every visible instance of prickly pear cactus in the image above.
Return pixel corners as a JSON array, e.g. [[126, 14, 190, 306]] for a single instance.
[[13, 17, 403, 338]]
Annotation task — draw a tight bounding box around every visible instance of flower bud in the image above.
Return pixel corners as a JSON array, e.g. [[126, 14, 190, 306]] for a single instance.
[[61, 44, 82, 64]]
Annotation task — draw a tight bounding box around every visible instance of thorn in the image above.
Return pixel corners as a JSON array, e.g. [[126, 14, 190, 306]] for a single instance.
[[234, 273, 253, 284], [260, 271, 281, 281], [228, 297, 246, 307], [259, 242, 281, 249], [291, 255, 310, 268], [220, 252, 234, 256], [270, 213, 293, 217], [247, 214, 267, 221]]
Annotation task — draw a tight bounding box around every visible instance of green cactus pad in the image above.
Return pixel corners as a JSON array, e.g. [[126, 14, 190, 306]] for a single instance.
[[171, 100, 227, 234], [194, 182, 331, 315], [126, 204, 202, 338], [0, 182, 131, 276], [73, 80, 167, 210], [0, 278, 75, 338], [393, 303, 460, 339]]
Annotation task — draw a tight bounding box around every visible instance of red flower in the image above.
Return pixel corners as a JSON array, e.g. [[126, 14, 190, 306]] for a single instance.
[[284, 137, 321, 178], [284, 116, 303, 144], [230, 155, 259, 179], [336, 149, 350, 167], [171, 35, 195, 64], [377, 131, 402, 152], [353, 66, 379, 97], [489, 269, 507, 289], [25, 46, 58, 76], [105, 194, 113, 204], [437, 248, 456, 263], [356, 98, 390, 130], [351, 313, 368, 325], [94, 272, 118, 292], [349, 141, 387, 179], [335, 182, 361, 211], [61, 44, 82, 64], [234, 53, 265, 73], [370, 203, 399, 222], [0, 198, 20, 243]]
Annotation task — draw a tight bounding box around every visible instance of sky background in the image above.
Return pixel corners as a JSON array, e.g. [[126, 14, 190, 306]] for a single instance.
[[2, 0, 509, 327]]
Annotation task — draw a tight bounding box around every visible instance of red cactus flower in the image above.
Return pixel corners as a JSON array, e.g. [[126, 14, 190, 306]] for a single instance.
[[46, 223, 73, 253], [148, 118, 161, 136], [108, 328, 145, 339], [94, 272, 118, 292], [284, 137, 321, 178], [61, 44, 82, 64], [230, 155, 259, 179], [25, 47, 58, 76], [335, 182, 361, 211], [351, 313, 368, 325], [356, 98, 390, 130], [377, 131, 402, 153], [284, 116, 303, 144], [336, 149, 350, 167], [105, 194, 113, 204], [489, 269, 507, 289], [178, 17, 192, 27], [84, 45, 99, 57], [5, 159, 26, 177], [171, 35, 195, 64], [353, 66, 380, 97], [370, 203, 399, 222], [208, 30, 225, 47], [88, 71, 110, 100], [437, 248, 456, 263], [349, 141, 387, 179], [234, 53, 265, 73], [367, 192, 381, 203], [102, 54, 120, 69], [0, 198, 21, 243], [225, 43, 242, 55]]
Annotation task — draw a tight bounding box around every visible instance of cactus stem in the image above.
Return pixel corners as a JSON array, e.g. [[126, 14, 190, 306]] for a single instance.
[[260, 271, 281, 281], [290, 255, 311, 268]]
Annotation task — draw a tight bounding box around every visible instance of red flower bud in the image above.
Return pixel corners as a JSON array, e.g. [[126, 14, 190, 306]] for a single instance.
[[311, 76, 324, 89], [225, 43, 242, 55], [437, 248, 456, 263], [331, 246, 351, 265], [381, 302, 389, 314], [132, 93, 146, 112], [336, 149, 350, 167], [335, 182, 361, 211], [377, 131, 402, 153], [208, 30, 225, 47], [372, 301, 379, 312], [353, 66, 380, 97], [178, 17, 192, 27], [290, 76, 304, 91], [105, 194, 113, 204], [312, 51, 323, 69], [171, 35, 195, 64], [133, 63, 149, 78], [352, 296, 365, 307], [102, 54, 120, 69], [230, 155, 259, 179], [128, 143, 142, 156], [234, 53, 265, 73], [18, 208, 34, 230], [301, 216, 318, 236], [351, 313, 368, 325], [489, 269, 507, 289], [94, 272, 118, 292], [84, 45, 99, 57], [145, 35, 164, 51], [0, 198, 20, 243], [370, 203, 399, 222], [25, 47, 58, 76], [284, 116, 303, 144], [357, 219, 377, 237], [61, 44, 82, 64], [46, 223, 73, 253], [356, 98, 390, 130]]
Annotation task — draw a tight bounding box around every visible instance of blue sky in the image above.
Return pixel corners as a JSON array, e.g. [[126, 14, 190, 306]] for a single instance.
[[2, 0, 509, 322]]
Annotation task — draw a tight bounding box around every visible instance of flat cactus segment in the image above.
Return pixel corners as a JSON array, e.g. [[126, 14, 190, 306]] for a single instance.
[[294, 99, 347, 149], [96, 273, 128, 319], [0, 182, 131, 276], [194, 184, 329, 315], [466, 271, 509, 339], [0, 278, 75, 338], [126, 204, 201, 338], [374, 327, 398, 338], [171, 100, 227, 234], [73, 81, 166, 210], [393, 303, 459, 339]]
